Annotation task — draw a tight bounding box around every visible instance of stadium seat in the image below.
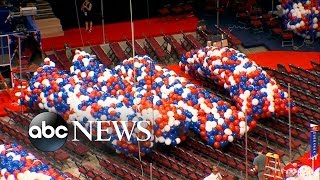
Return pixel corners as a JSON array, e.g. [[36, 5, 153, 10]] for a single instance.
[[144, 36, 169, 64], [181, 33, 203, 50], [124, 39, 146, 56], [108, 43, 128, 64], [90, 45, 113, 67]]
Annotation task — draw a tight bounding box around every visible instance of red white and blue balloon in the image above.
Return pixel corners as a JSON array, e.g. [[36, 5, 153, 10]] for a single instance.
[[277, 0, 320, 38], [179, 46, 298, 121], [0, 143, 70, 180], [21, 50, 251, 155]]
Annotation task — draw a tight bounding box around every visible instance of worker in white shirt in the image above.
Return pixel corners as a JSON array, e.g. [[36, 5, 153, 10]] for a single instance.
[[204, 165, 223, 180]]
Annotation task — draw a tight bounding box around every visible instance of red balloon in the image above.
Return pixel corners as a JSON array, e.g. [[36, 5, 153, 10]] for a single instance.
[[216, 125, 223, 131], [200, 131, 206, 137], [214, 142, 220, 148], [222, 135, 228, 141], [215, 135, 222, 142], [250, 121, 257, 128]]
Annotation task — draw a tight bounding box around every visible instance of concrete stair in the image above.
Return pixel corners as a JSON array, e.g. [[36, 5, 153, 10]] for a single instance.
[[35, 18, 64, 38], [34, 0, 64, 38]]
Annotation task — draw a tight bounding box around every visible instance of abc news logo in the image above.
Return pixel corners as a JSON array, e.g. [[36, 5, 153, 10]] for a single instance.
[[29, 112, 151, 152]]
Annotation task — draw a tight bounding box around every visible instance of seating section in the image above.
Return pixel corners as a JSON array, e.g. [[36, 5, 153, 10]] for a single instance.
[[90, 45, 112, 67], [108, 43, 128, 64], [162, 34, 187, 59], [148, 149, 205, 180], [119, 155, 179, 180], [125, 40, 146, 56], [215, 26, 242, 47], [289, 64, 320, 85], [2, 30, 319, 179], [144, 36, 169, 64], [76, 162, 115, 180], [311, 60, 320, 72], [47, 54, 65, 70], [54, 49, 72, 71], [181, 33, 203, 50], [96, 155, 147, 180]]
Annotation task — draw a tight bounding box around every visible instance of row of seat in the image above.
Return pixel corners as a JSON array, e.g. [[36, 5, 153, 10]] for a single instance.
[[288, 64, 320, 84], [265, 67, 320, 121], [76, 162, 115, 180], [263, 117, 309, 143], [144, 36, 170, 65], [158, 1, 194, 18], [181, 32, 203, 51], [148, 149, 204, 180], [107, 43, 128, 65], [124, 39, 146, 57], [162, 34, 187, 60], [119, 155, 178, 180], [215, 26, 242, 47], [253, 124, 302, 152], [280, 82, 320, 109], [96, 155, 147, 180], [311, 60, 320, 72], [0, 117, 70, 167], [264, 67, 320, 96], [184, 136, 255, 177], [54, 49, 72, 70]]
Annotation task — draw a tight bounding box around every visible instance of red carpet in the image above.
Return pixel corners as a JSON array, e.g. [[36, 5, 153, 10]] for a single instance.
[[247, 51, 320, 70], [0, 91, 26, 116], [41, 16, 199, 51]]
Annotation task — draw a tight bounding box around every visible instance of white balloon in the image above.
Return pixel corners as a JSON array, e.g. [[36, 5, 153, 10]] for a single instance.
[[244, 90, 250, 97], [252, 99, 259, 106], [239, 121, 245, 128], [164, 125, 170, 132], [214, 113, 220, 120], [165, 138, 172, 145], [313, 24, 318, 29], [313, 17, 318, 23], [7, 175, 14, 180], [268, 106, 275, 112], [228, 135, 234, 142], [224, 128, 232, 135]]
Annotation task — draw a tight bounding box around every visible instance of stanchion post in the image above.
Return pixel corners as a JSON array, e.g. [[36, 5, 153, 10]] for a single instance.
[[74, 0, 84, 47], [18, 36, 22, 113], [150, 163, 152, 180], [129, 0, 135, 57], [288, 83, 292, 162], [245, 114, 248, 180], [101, 0, 105, 44], [216, 0, 220, 28]]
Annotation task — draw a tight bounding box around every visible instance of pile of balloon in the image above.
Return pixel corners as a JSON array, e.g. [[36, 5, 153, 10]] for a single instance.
[[179, 46, 298, 122], [21, 50, 252, 155], [286, 166, 320, 180], [277, 0, 320, 38], [0, 143, 70, 180]]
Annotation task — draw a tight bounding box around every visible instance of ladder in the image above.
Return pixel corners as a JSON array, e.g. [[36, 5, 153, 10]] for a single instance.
[[262, 153, 284, 180]]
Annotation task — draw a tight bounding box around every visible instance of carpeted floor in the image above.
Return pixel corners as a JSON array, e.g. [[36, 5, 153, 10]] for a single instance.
[[41, 16, 199, 51], [247, 51, 320, 70], [0, 91, 22, 116]]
